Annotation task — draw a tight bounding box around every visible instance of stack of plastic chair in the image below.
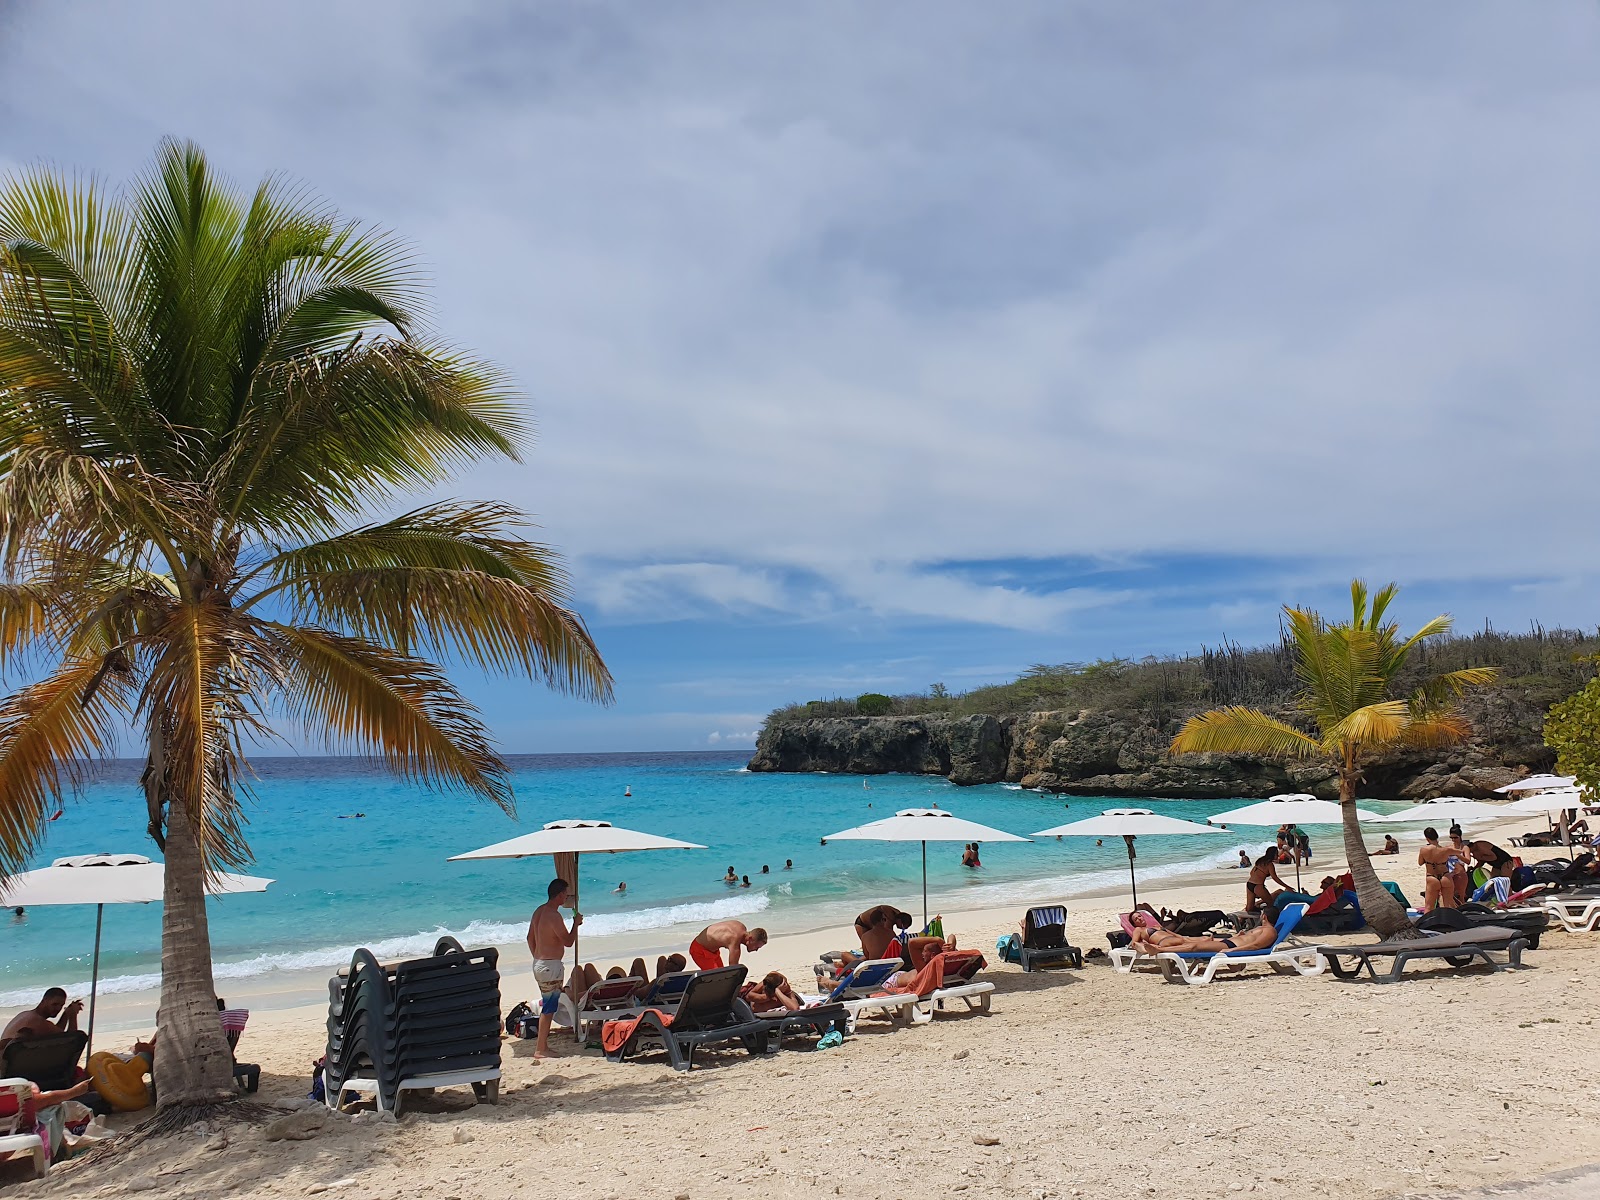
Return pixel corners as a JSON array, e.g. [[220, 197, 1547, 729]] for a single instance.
[[324, 936, 501, 1116]]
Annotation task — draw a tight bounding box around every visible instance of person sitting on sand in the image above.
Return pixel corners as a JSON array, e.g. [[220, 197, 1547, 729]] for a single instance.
[[690, 920, 767, 970], [1418, 827, 1458, 912], [1373, 835, 1400, 856], [743, 971, 803, 1013], [1232, 850, 1251, 869], [1245, 847, 1288, 913]]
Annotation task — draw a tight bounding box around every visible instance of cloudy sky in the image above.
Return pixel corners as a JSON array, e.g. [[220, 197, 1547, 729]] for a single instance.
[[3, 3, 1598, 752]]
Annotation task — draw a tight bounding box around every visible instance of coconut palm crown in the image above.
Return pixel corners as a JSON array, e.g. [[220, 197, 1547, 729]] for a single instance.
[[1170, 580, 1496, 938], [0, 142, 612, 1106]]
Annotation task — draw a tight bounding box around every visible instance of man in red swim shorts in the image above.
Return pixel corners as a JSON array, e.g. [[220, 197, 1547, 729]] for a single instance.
[[689, 919, 767, 970]]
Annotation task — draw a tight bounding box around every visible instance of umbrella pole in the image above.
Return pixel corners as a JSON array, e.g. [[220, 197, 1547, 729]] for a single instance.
[[921, 841, 928, 928], [86, 903, 103, 1064], [1124, 836, 1138, 909], [572, 857, 581, 1044]]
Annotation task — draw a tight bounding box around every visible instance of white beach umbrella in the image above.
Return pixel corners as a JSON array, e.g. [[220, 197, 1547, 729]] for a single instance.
[[1370, 798, 1513, 825], [450, 819, 706, 1028], [1506, 788, 1589, 814], [1207, 795, 1379, 889], [1032, 808, 1224, 908], [0, 853, 273, 1061], [822, 808, 1029, 925], [1494, 774, 1576, 794]]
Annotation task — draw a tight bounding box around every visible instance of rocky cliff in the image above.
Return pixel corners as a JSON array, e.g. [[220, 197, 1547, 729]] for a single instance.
[[745, 690, 1556, 800]]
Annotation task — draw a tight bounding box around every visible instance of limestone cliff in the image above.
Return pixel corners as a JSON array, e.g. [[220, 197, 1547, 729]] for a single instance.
[[745, 690, 1555, 800]]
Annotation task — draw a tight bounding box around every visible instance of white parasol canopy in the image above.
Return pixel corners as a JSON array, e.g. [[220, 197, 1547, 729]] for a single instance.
[[822, 808, 1028, 924], [1207, 795, 1378, 889], [1506, 788, 1589, 815], [1495, 774, 1576, 794], [1370, 798, 1512, 825], [450, 820, 706, 1037], [1208, 794, 1379, 827], [1032, 808, 1223, 908], [449, 820, 706, 860], [0, 853, 273, 1062]]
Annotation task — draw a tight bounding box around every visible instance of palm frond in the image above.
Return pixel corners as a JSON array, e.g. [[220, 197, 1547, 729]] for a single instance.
[[1170, 707, 1324, 759], [1323, 700, 1410, 749], [266, 622, 513, 811], [0, 654, 132, 878], [1397, 713, 1473, 749]]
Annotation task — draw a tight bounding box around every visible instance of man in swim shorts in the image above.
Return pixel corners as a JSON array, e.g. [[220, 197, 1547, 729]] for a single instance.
[[690, 919, 767, 970], [526, 877, 581, 1060]]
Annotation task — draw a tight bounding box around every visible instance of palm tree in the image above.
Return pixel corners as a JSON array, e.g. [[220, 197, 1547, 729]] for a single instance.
[[0, 142, 612, 1107], [1169, 581, 1495, 938]]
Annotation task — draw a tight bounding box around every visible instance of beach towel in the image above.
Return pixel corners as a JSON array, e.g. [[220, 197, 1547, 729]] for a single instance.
[[884, 955, 944, 997], [602, 1009, 673, 1055]]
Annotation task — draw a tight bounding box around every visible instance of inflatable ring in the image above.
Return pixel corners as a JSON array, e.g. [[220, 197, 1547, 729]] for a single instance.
[[88, 1050, 153, 1112]]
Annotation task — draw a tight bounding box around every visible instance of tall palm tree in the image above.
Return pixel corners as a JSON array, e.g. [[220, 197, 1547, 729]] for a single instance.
[[1170, 581, 1495, 938], [0, 142, 612, 1107]]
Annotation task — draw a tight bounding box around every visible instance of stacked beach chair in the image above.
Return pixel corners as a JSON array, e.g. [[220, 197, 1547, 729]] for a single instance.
[[324, 936, 502, 1116]]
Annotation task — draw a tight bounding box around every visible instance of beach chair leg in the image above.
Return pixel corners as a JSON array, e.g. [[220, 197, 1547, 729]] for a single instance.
[[909, 1002, 934, 1025]]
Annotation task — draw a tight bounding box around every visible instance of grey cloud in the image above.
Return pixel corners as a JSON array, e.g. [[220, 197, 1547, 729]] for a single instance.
[[4, 2, 1599, 630]]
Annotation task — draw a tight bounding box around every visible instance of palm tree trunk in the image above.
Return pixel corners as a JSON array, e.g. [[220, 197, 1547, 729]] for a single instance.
[[153, 795, 237, 1106], [1338, 769, 1414, 939]]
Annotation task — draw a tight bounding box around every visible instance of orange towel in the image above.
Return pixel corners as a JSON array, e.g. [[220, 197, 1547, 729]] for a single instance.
[[602, 1009, 673, 1055], [883, 954, 945, 998]]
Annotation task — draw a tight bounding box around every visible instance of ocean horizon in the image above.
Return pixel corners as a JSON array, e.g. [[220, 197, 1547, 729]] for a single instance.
[[1, 751, 1392, 1006]]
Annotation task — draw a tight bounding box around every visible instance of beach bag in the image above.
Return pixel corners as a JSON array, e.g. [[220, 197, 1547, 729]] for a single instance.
[[1106, 930, 1131, 949], [504, 1001, 535, 1039], [996, 933, 1021, 964], [922, 916, 945, 939]]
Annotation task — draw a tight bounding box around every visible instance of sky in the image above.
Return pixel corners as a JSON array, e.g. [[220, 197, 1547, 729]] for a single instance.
[[2, 2, 1599, 753]]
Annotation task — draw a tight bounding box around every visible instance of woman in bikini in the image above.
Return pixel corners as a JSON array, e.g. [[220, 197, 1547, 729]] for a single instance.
[[1127, 911, 1188, 953], [1245, 847, 1288, 913]]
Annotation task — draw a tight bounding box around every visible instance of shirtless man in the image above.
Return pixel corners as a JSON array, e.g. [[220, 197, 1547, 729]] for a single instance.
[[526, 878, 581, 1059], [1133, 914, 1282, 956], [743, 971, 802, 1013], [690, 919, 767, 970], [0, 987, 83, 1051], [1418, 827, 1458, 912]]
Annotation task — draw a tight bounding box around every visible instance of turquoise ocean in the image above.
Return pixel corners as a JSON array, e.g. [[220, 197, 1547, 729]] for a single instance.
[[1, 752, 1392, 1006]]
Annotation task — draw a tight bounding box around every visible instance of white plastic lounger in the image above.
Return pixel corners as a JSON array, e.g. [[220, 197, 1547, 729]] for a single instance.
[[1109, 945, 1163, 974], [330, 1067, 501, 1115], [1139, 903, 1323, 986], [556, 975, 651, 1039], [812, 958, 923, 1032], [0, 1078, 47, 1179], [918, 978, 994, 1017], [1540, 895, 1600, 933]]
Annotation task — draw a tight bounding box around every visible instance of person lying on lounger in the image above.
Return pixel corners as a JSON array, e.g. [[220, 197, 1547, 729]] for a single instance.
[[1127, 911, 1188, 952], [743, 971, 803, 1013], [1134, 916, 1282, 956]]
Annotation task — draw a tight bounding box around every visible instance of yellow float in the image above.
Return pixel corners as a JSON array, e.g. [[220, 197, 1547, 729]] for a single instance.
[[87, 1050, 152, 1112]]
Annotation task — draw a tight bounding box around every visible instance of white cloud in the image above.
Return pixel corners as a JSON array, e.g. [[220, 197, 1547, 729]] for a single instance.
[[4, 2, 1599, 632], [706, 730, 759, 745]]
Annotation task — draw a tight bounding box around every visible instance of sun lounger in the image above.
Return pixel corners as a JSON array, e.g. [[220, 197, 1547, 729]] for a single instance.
[[1538, 894, 1600, 933], [1316, 925, 1529, 983], [1418, 902, 1550, 949], [555, 975, 650, 1040], [0, 1033, 86, 1092], [916, 950, 994, 1019], [1016, 905, 1084, 971], [817, 959, 923, 1032], [752, 1001, 852, 1043], [1148, 903, 1324, 985], [0, 1078, 47, 1179], [602, 966, 777, 1071]]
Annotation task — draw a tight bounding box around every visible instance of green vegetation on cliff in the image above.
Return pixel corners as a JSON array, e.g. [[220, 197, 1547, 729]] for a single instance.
[[765, 624, 1598, 729]]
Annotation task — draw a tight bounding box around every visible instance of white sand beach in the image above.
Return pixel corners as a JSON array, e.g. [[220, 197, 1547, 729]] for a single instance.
[[11, 812, 1600, 1200]]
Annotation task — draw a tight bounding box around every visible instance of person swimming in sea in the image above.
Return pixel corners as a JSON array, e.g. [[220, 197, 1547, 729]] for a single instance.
[[337, 812, 366, 819], [613, 881, 627, 894], [723, 866, 738, 884]]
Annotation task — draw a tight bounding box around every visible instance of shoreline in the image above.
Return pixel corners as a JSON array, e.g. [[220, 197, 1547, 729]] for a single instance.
[[70, 810, 1546, 1039]]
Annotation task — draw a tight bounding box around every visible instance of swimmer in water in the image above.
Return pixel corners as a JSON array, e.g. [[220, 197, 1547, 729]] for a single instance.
[[337, 813, 366, 819], [613, 881, 627, 894]]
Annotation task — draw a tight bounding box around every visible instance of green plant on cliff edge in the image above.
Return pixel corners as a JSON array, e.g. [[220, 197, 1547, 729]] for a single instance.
[[1169, 581, 1497, 940], [1545, 667, 1600, 798]]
